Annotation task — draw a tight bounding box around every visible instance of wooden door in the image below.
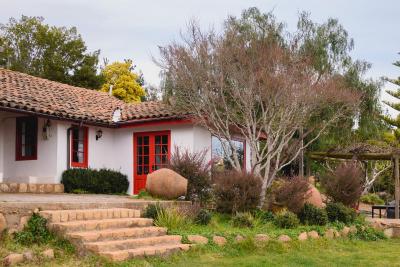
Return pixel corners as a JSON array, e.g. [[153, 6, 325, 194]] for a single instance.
[[133, 131, 170, 194]]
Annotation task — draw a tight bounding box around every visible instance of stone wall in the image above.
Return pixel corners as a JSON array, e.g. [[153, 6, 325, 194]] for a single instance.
[[0, 183, 64, 193]]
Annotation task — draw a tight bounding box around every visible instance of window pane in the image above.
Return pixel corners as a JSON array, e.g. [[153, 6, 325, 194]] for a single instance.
[[137, 166, 143, 175], [155, 136, 161, 144], [162, 145, 168, 154], [162, 135, 168, 144], [144, 156, 149, 165], [212, 136, 244, 170], [144, 166, 149, 174], [144, 146, 149, 155], [138, 136, 142, 145], [155, 145, 161, 154], [143, 136, 149, 145]]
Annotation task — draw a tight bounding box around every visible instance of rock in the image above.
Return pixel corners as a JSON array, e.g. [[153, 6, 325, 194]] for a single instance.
[[45, 184, 54, 193], [23, 251, 34, 261], [9, 183, 18, 193], [0, 213, 6, 234], [38, 184, 46, 193], [187, 235, 208, 245], [349, 225, 357, 234], [384, 228, 394, 238], [0, 183, 10, 193], [325, 228, 339, 239], [298, 232, 308, 241], [305, 184, 324, 208], [307, 230, 319, 239], [146, 168, 188, 199], [28, 184, 37, 193], [42, 249, 54, 259], [341, 226, 350, 237], [3, 253, 24, 266], [278, 235, 291, 242], [18, 183, 28, 193], [235, 235, 245, 243], [18, 216, 30, 231], [54, 184, 64, 193], [254, 234, 270, 242], [213, 235, 227, 246]]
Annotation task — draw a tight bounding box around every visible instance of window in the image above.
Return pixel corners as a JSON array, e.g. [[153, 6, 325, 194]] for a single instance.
[[16, 117, 38, 161], [71, 126, 88, 168], [211, 136, 245, 170]]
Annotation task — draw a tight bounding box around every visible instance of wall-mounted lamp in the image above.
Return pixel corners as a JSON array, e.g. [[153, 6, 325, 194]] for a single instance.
[[42, 119, 52, 140], [96, 129, 103, 141]]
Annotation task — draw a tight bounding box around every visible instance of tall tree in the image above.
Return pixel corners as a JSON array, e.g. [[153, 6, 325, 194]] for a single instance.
[[158, 10, 360, 205], [100, 60, 145, 103], [0, 15, 102, 88]]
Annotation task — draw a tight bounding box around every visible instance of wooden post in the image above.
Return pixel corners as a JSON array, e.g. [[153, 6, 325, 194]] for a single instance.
[[394, 155, 400, 219]]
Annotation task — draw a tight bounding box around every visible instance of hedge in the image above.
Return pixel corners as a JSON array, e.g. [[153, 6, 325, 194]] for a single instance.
[[61, 168, 129, 194]]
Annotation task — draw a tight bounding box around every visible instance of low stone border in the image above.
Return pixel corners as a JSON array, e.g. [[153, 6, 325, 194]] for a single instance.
[[0, 183, 64, 194], [3, 249, 54, 266]]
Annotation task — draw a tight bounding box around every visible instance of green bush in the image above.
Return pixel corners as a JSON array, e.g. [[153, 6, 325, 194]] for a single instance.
[[14, 213, 52, 245], [352, 226, 386, 241], [298, 203, 328, 226], [274, 211, 300, 229], [360, 193, 385, 205], [61, 168, 129, 194], [144, 203, 164, 220], [232, 212, 256, 228], [252, 209, 275, 223], [195, 209, 212, 225], [326, 202, 357, 224]]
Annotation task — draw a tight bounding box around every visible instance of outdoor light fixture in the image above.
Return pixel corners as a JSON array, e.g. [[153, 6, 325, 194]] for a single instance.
[[96, 129, 103, 140]]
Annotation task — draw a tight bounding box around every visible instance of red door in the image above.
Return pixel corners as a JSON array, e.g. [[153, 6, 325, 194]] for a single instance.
[[133, 131, 171, 194]]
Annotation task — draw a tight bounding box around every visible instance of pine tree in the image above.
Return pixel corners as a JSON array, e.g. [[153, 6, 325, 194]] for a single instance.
[[382, 56, 400, 142]]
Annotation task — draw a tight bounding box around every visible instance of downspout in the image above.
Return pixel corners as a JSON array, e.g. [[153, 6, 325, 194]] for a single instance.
[[66, 126, 73, 170]]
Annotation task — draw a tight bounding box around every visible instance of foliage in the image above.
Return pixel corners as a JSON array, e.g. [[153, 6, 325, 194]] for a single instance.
[[232, 212, 256, 228], [0, 16, 102, 88], [61, 168, 129, 194], [154, 207, 189, 231], [100, 60, 145, 102], [252, 209, 275, 223], [360, 193, 385, 205], [144, 203, 164, 220], [273, 211, 300, 229], [325, 202, 357, 224], [14, 214, 51, 245], [169, 148, 212, 204], [274, 177, 310, 214], [194, 209, 212, 225], [321, 162, 363, 206], [213, 170, 262, 214], [351, 226, 386, 241], [297, 203, 328, 226]]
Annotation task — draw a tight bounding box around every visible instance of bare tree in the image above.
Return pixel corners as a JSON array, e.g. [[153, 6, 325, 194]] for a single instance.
[[158, 21, 360, 205]]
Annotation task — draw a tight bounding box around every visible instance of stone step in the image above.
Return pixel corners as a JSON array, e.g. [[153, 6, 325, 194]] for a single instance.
[[84, 235, 182, 253], [40, 208, 140, 223], [99, 243, 191, 262], [66, 226, 167, 242], [50, 218, 153, 234]]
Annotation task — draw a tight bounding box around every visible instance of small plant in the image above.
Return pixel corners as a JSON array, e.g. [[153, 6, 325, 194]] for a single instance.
[[154, 207, 189, 231], [360, 193, 385, 205], [274, 177, 310, 214], [351, 226, 386, 241], [213, 170, 262, 214], [326, 202, 357, 224], [273, 211, 300, 229], [144, 203, 164, 220], [232, 212, 256, 228], [14, 213, 52, 245], [252, 209, 275, 223], [321, 162, 363, 207], [298, 203, 328, 226], [195, 209, 212, 225]]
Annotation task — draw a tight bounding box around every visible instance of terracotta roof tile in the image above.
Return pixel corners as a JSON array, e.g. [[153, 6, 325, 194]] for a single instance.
[[0, 69, 182, 125]]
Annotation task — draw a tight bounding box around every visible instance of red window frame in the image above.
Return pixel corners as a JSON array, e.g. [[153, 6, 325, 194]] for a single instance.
[[15, 116, 38, 161], [71, 126, 89, 168]]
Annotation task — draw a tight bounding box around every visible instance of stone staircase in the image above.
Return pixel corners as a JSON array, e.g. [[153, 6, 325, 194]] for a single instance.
[[39, 208, 190, 262]]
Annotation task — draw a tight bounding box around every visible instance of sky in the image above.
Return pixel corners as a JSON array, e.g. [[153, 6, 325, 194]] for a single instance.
[[1, 0, 400, 113]]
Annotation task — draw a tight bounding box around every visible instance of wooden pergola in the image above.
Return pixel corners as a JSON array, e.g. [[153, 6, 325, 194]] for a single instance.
[[309, 145, 400, 219]]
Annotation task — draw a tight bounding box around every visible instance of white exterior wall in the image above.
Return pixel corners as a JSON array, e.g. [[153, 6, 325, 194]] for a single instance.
[[0, 110, 252, 193]]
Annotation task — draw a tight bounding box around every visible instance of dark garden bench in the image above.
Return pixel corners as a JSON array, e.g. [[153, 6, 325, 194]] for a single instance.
[[372, 205, 399, 218]]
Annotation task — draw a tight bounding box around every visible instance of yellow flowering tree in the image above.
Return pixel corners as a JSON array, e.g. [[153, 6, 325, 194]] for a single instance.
[[100, 60, 145, 102]]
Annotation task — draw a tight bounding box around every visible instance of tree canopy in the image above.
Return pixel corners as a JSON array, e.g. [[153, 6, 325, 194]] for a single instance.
[[0, 16, 102, 89], [100, 60, 146, 103]]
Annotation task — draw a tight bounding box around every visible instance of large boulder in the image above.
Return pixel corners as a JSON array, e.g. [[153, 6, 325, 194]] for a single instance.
[[305, 184, 325, 208], [146, 168, 188, 199]]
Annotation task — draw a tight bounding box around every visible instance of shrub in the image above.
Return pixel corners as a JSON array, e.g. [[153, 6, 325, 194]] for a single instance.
[[326, 202, 357, 224], [14, 213, 52, 245], [61, 168, 129, 194], [298, 203, 328, 226], [360, 193, 385, 205], [169, 148, 212, 204], [352, 226, 386, 241], [213, 170, 262, 213], [252, 209, 275, 223], [274, 211, 300, 229], [144, 203, 164, 219], [232, 212, 256, 228], [321, 162, 363, 206], [195, 209, 212, 225], [154, 207, 189, 231], [274, 177, 310, 213]]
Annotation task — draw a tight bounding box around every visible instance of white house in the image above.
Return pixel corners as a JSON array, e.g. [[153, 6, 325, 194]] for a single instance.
[[0, 69, 251, 194]]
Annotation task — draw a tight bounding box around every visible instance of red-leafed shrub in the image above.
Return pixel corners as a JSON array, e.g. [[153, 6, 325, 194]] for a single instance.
[[274, 176, 310, 214]]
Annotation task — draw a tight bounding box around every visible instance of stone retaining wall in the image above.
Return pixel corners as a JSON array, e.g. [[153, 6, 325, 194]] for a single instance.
[[0, 183, 64, 193]]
